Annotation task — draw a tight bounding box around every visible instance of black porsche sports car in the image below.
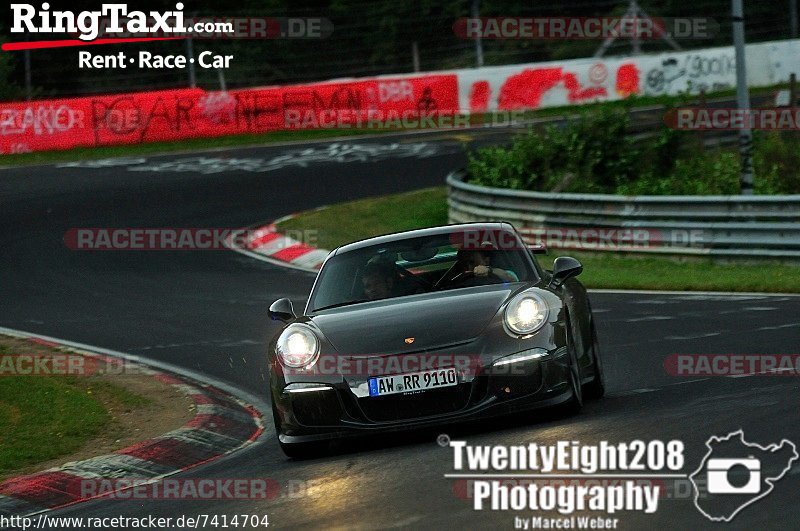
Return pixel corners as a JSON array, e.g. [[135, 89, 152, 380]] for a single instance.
[[268, 222, 604, 458]]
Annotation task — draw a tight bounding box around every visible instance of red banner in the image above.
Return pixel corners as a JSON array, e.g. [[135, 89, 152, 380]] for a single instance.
[[0, 75, 458, 155]]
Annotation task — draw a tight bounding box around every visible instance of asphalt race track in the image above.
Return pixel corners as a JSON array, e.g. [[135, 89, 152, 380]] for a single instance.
[[2, 132, 799, 530]]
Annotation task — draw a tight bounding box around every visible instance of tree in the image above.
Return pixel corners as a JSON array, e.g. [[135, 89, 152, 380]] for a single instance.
[[0, 26, 25, 102]]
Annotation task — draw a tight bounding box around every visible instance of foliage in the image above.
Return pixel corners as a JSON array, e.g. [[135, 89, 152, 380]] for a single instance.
[[468, 109, 800, 195], [467, 106, 639, 193], [0, 1, 795, 96], [0, 26, 26, 101]]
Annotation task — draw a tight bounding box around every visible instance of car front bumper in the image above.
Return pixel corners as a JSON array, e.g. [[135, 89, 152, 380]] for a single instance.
[[271, 344, 573, 444]]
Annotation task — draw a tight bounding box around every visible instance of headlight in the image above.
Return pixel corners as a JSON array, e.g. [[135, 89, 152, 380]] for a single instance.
[[505, 291, 548, 336], [276, 324, 320, 368]]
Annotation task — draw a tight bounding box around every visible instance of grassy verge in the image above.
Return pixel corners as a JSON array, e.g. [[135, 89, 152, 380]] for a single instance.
[[0, 341, 149, 476], [275, 187, 800, 293], [0, 83, 787, 168], [278, 187, 449, 249]]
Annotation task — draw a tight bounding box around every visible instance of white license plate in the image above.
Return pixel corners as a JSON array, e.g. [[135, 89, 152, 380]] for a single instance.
[[368, 367, 458, 397]]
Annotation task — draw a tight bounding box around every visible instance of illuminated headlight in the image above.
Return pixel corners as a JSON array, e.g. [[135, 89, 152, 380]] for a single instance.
[[276, 324, 320, 368], [505, 291, 548, 336]]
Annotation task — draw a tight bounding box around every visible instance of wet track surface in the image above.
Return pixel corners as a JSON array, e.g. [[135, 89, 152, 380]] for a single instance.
[[2, 132, 799, 529]]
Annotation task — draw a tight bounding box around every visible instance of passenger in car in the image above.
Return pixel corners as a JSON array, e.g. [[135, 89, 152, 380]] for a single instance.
[[455, 249, 519, 283]]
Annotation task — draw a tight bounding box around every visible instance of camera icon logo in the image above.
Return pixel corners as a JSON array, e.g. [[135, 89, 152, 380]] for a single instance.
[[706, 457, 760, 494], [690, 430, 798, 522]]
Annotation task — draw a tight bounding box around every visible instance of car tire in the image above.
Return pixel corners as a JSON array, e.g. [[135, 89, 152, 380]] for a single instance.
[[583, 318, 605, 400], [561, 318, 583, 415]]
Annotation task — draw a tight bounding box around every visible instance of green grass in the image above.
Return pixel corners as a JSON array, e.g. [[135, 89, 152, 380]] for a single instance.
[[550, 252, 800, 293], [0, 83, 788, 168], [275, 186, 800, 293], [0, 376, 109, 474], [94, 380, 151, 409], [278, 187, 449, 250], [0, 374, 148, 476]]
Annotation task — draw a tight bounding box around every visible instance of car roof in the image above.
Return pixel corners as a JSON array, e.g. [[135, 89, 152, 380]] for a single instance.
[[332, 222, 518, 255]]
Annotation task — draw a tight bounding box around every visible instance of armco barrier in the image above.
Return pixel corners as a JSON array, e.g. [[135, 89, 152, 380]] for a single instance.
[[453, 39, 800, 112], [447, 171, 800, 259], [0, 75, 459, 154], [2, 38, 799, 155]]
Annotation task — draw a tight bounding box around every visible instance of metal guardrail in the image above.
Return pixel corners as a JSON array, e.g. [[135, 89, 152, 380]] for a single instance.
[[489, 93, 775, 150], [446, 170, 800, 259]]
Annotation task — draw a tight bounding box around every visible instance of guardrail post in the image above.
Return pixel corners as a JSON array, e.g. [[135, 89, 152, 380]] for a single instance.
[[790, 73, 797, 112], [732, 0, 755, 195]]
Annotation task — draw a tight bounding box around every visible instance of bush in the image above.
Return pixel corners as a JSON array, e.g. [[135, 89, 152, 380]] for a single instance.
[[467, 109, 800, 195], [468, 106, 641, 193], [617, 153, 740, 195], [753, 132, 800, 194]]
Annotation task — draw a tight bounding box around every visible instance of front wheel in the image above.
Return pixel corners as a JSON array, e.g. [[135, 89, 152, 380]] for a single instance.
[[583, 319, 605, 400], [561, 319, 583, 415]]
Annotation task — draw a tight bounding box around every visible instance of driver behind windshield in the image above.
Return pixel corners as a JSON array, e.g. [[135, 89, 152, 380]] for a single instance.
[[361, 258, 424, 300], [456, 249, 519, 283], [361, 261, 400, 300]]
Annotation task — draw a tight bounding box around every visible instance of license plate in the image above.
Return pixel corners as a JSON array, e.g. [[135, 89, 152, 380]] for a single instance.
[[368, 367, 458, 397]]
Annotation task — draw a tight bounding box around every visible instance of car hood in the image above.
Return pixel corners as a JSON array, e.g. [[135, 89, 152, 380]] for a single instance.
[[309, 284, 523, 356]]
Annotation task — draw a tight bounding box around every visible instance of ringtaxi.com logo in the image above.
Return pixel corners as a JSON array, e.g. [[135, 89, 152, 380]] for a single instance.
[[11, 3, 202, 41], [9, 4, 333, 42]]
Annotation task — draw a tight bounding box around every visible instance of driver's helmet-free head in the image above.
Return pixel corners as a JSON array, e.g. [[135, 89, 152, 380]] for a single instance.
[[361, 258, 396, 300], [456, 248, 492, 271]]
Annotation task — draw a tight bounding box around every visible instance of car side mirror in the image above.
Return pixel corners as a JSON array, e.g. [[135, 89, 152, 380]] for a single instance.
[[528, 243, 547, 255], [548, 256, 583, 289], [269, 298, 296, 322]]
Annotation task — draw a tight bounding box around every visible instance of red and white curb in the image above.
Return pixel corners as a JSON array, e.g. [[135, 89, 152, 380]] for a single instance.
[[0, 330, 265, 517], [228, 214, 329, 273]]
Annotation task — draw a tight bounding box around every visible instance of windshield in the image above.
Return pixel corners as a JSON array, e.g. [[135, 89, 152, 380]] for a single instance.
[[308, 230, 535, 312]]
